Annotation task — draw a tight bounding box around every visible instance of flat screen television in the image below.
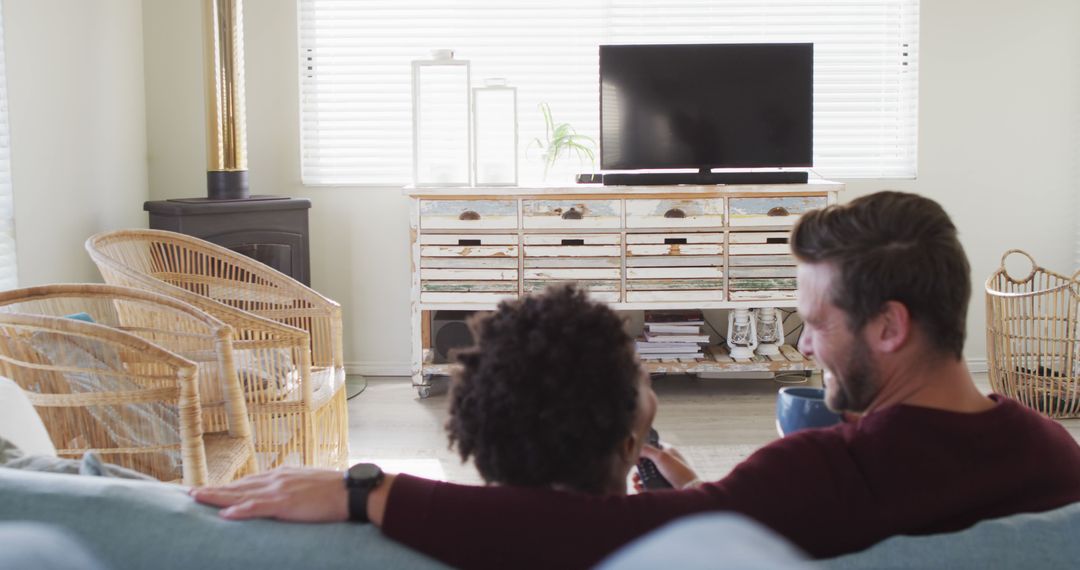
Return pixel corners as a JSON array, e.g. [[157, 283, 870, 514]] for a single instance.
[[599, 43, 813, 172]]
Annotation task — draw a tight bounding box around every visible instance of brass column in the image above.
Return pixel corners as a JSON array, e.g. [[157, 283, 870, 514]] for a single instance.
[[203, 0, 249, 199]]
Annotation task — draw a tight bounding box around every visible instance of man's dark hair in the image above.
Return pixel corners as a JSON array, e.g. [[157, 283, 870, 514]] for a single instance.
[[446, 284, 641, 494], [791, 191, 971, 359]]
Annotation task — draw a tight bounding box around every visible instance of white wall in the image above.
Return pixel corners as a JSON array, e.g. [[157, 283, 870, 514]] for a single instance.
[[5, 0, 148, 286], [140, 0, 1080, 374], [144, 0, 413, 375], [846, 0, 1080, 368]]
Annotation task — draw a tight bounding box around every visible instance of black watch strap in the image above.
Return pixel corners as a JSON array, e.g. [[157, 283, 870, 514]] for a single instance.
[[348, 485, 371, 523], [345, 463, 384, 523]]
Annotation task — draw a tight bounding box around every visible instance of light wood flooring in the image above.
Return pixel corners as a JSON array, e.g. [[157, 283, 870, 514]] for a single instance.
[[345, 373, 1080, 486]]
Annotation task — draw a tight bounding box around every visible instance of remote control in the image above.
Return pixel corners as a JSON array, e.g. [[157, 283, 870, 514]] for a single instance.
[[637, 427, 673, 490]]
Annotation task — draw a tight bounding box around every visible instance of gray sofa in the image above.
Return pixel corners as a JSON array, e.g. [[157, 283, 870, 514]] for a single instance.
[[0, 469, 447, 570], [1, 468, 1078, 569], [603, 504, 1080, 569]]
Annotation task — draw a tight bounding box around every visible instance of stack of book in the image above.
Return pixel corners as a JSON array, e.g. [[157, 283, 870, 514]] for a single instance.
[[636, 310, 710, 361]]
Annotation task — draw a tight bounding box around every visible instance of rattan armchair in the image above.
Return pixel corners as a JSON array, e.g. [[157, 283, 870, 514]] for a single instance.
[[86, 229, 348, 470], [0, 313, 250, 486], [0, 283, 257, 480]]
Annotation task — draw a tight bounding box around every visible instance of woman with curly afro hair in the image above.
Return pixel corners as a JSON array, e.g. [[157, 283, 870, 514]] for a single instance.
[[445, 283, 658, 495]]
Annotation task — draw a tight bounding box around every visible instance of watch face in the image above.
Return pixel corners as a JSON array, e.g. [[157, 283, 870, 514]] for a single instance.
[[348, 462, 382, 483]]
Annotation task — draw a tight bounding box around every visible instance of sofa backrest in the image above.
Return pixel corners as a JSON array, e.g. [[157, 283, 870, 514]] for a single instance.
[[0, 469, 448, 570], [820, 501, 1080, 570]]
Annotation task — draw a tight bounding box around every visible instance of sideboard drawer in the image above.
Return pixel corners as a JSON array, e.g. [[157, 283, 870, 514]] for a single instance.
[[419, 233, 520, 258], [420, 199, 518, 230], [625, 232, 723, 302], [626, 233, 724, 256], [419, 231, 519, 303], [523, 229, 620, 300], [525, 279, 620, 303], [625, 198, 724, 228], [419, 234, 518, 257], [522, 199, 621, 229], [420, 234, 517, 246], [728, 229, 796, 300], [523, 233, 621, 258], [420, 291, 519, 303], [728, 281, 798, 301], [727, 231, 792, 256], [728, 196, 827, 227]]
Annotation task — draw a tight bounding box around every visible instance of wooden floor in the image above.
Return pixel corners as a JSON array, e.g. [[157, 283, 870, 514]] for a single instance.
[[346, 373, 1080, 486]]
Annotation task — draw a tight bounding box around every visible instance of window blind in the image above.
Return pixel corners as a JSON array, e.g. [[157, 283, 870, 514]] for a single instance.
[[0, 2, 17, 289], [298, 0, 919, 186]]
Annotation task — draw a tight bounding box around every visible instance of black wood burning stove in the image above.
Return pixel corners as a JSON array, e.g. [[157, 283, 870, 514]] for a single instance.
[[147, 0, 310, 285], [144, 196, 311, 286]]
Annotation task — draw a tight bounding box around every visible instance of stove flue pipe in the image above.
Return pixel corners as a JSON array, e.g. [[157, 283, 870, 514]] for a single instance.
[[203, 0, 249, 200]]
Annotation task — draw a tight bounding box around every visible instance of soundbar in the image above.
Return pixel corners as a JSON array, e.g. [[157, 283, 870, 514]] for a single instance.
[[600, 171, 809, 186]]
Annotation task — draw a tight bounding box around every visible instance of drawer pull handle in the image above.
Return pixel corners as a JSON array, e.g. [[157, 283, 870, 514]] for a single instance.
[[766, 237, 789, 244], [458, 239, 481, 246], [767, 207, 790, 217], [459, 210, 481, 221], [664, 238, 688, 245], [561, 239, 585, 246], [561, 208, 583, 220], [663, 208, 686, 218]]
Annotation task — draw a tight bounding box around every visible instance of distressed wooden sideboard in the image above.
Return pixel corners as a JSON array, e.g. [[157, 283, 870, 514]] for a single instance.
[[405, 182, 843, 398]]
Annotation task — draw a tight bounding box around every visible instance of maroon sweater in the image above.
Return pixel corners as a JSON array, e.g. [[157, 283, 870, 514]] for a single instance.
[[382, 396, 1080, 569]]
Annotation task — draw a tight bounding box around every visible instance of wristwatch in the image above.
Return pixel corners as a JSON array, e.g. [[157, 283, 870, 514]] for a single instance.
[[344, 462, 384, 523]]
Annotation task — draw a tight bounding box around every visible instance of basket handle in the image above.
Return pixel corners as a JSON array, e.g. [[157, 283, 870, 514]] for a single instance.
[[999, 249, 1038, 284]]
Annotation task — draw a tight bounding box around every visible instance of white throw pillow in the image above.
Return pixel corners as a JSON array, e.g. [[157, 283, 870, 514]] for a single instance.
[[0, 376, 57, 457]]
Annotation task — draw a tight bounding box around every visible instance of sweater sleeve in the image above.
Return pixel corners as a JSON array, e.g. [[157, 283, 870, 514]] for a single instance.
[[382, 474, 717, 569], [380, 431, 855, 569]]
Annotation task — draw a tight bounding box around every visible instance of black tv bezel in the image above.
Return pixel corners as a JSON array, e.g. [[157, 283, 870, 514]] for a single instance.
[[598, 42, 814, 172]]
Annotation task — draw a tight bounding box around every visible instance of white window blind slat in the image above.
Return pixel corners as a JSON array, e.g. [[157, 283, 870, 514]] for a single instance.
[[298, 0, 918, 186], [0, 2, 16, 288]]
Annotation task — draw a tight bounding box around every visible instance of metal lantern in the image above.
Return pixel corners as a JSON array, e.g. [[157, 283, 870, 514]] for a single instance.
[[727, 308, 758, 360], [412, 50, 471, 187], [754, 307, 786, 356], [472, 78, 517, 186]]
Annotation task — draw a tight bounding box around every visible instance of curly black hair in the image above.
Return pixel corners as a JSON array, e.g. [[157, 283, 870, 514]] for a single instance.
[[446, 284, 642, 494]]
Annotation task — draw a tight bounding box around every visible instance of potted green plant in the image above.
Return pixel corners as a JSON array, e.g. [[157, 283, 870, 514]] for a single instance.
[[528, 102, 597, 179]]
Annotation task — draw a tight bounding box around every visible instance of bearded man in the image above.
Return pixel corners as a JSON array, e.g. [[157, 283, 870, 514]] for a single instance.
[[194, 191, 1080, 570]]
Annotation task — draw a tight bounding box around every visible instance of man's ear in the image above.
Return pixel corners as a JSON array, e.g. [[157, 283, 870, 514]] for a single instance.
[[869, 300, 911, 353]]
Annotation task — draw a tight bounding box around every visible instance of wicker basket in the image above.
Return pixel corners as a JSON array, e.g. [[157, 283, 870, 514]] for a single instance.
[[985, 249, 1080, 418]]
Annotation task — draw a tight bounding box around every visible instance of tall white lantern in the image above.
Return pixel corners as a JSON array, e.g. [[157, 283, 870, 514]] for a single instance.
[[472, 78, 517, 186], [412, 50, 471, 187]]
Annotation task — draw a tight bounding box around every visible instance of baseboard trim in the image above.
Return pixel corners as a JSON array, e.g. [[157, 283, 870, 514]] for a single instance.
[[346, 358, 990, 378], [345, 361, 411, 377]]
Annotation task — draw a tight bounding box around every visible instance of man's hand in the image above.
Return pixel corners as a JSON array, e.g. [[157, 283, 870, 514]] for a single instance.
[[190, 467, 349, 523], [635, 445, 700, 490]]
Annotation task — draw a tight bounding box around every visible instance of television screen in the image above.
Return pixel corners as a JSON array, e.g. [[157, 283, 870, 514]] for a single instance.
[[600, 43, 813, 171]]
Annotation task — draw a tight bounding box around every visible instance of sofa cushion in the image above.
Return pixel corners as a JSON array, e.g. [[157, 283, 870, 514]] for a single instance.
[[0, 522, 107, 570], [0, 436, 156, 480], [0, 376, 56, 457], [598, 502, 1080, 570], [0, 469, 448, 570], [597, 512, 812, 569], [820, 502, 1080, 570], [234, 348, 300, 401], [26, 330, 182, 469]]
